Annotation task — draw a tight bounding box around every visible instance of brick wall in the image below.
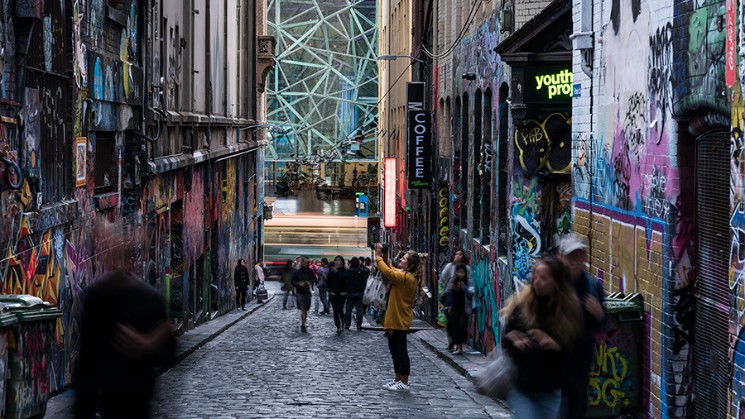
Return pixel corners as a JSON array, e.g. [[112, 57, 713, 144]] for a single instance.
[[570, 0, 737, 417], [514, 0, 552, 31]]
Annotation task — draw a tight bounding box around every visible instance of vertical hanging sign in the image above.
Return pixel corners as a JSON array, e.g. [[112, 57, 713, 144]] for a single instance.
[[384, 158, 397, 228], [407, 111, 432, 188], [726, 0, 737, 87], [406, 82, 431, 189]]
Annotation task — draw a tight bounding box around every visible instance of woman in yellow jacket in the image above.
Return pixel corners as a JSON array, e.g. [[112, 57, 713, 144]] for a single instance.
[[374, 244, 423, 392]]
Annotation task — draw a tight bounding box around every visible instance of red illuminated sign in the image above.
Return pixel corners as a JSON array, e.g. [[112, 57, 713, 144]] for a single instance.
[[384, 158, 396, 228], [726, 0, 737, 88]]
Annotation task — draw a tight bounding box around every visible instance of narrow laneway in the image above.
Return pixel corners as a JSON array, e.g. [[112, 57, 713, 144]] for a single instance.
[[151, 284, 510, 418]]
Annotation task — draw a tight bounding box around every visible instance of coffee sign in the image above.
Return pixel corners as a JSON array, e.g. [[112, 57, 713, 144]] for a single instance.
[[525, 67, 573, 103]]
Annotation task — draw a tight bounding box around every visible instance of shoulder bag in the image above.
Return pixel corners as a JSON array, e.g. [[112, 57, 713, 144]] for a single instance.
[[363, 271, 389, 310]]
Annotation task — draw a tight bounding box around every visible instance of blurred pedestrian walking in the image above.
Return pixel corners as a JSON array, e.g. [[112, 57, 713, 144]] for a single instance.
[[559, 234, 606, 419], [292, 257, 316, 332], [443, 263, 474, 355], [281, 260, 296, 309], [316, 258, 330, 314], [345, 257, 367, 331], [501, 255, 581, 419], [327, 255, 349, 333], [75, 220, 175, 419], [375, 244, 422, 392], [254, 260, 266, 304], [234, 259, 250, 311]]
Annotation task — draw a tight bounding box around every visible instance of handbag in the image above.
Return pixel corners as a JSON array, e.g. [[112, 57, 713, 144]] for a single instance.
[[474, 346, 514, 400], [363, 272, 389, 310], [255, 284, 268, 301]]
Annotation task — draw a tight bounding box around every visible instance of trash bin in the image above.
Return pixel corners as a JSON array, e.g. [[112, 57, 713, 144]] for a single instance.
[[586, 292, 644, 419], [0, 309, 18, 419], [0, 295, 62, 419]]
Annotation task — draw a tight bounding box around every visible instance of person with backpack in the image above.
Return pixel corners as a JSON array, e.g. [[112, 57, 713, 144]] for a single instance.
[[559, 234, 606, 419], [345, 257, 367, 331]]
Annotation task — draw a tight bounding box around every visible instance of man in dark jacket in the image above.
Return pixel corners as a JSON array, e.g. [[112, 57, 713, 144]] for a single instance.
[[559, 234, 606, 419], [292, 257, 316, 332], [327, 256, 350, 333], [234, 259, 250, 310], [345, 257, 368, 330]]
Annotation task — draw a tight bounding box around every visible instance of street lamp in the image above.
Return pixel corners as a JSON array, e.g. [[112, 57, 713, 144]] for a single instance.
[[239, 123, 291, 134], [375, 54, 427, 66]]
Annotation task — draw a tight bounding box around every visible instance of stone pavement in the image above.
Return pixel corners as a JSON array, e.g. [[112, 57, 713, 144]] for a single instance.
[[414, 328, 496, 380], [45, 281, 512, 418], [44, 287, 277, 418]]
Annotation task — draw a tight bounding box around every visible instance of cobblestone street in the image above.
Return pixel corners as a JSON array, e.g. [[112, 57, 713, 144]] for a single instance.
[[150, 285, 510, 418]]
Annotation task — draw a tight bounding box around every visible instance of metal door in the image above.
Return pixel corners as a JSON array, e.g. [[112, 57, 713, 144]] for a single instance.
[[693, 130, 730, 418]]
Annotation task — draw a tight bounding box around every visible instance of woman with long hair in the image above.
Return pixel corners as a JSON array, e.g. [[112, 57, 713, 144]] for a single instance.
[[443, 263, 474, 355], [374, 245, 423, 392], [439, 248, 472, 349], [501, 255, 582, 418]]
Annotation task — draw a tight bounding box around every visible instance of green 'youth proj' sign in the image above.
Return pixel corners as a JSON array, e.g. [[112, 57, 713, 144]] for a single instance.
[[525, 68, 573, 103]]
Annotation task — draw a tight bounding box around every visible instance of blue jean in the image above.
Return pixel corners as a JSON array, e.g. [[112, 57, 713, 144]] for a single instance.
[[317, 285, 329, 312], [507, 387, 561, 419], [282, 289, 294, 308], [345, 292, 364, 328]]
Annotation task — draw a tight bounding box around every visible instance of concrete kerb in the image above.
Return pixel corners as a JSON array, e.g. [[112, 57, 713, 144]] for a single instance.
[[414, 330, 476, 379], [413, 328, 511, 411]]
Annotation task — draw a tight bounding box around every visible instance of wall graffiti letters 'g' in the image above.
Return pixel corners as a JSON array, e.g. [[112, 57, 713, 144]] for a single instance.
[[438, 186, 449, 250], [588, 342, 632, 410]]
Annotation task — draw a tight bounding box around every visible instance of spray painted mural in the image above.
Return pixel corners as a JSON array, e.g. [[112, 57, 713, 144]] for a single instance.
[[447, 14, 505, 352], [569, 0, 725, 417]]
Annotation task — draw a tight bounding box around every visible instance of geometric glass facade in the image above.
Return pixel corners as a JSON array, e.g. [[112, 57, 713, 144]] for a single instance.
[[266, 0, 378, 162]]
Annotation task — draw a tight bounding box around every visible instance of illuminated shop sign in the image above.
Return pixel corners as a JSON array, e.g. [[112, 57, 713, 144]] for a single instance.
[[525, 67, 573, 103], [384, 158, 396, 228], [407, 111, 432, 189]]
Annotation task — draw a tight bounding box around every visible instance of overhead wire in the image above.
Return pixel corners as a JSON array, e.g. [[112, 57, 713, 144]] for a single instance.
[[421, 0, 483, 59]]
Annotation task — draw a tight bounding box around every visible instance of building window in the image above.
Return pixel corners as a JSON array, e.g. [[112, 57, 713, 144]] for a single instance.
[[460, 93, 469, 229], [482, 88, 493, 244], [497, 83, 509, 254], [473, 90, 483, 240], [94, 132, 118, 194]]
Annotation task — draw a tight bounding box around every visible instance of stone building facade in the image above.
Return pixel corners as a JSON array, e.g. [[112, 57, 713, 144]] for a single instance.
[[0, 0, 272, 392]]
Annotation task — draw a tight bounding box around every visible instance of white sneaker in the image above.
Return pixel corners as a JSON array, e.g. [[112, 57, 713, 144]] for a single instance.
[[382, 380, 399, 390], [388, 382, 410, 392]]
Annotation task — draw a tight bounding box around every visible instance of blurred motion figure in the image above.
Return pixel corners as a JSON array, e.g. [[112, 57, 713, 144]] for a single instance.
[[75, 220, 175, 419]]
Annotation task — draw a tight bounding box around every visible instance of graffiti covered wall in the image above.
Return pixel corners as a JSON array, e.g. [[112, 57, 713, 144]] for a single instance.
[[442, 13, 506, 352], [0, 0, 264, 394], [571, 0, 725, 417]]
